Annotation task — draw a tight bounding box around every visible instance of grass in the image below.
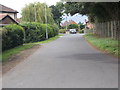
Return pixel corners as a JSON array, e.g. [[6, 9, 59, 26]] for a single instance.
[[1, 34, 63, 62], [84, 34, 120, 57]]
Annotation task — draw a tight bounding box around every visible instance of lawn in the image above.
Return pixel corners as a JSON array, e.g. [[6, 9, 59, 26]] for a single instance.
[[1, 34, 63, 62], [84, 34, 119, 57]]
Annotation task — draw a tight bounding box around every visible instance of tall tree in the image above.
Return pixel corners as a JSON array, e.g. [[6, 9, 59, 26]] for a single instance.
[[64, 2, 120, 40], [64, 2, 120, 22], [49, 2, 64, 27], [21, 2, 54, 24]]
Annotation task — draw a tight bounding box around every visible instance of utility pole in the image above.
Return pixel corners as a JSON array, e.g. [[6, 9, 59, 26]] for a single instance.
[[34, 4, 37, 22], [45, 1, 48, 39], [66, 16, 67, 31]]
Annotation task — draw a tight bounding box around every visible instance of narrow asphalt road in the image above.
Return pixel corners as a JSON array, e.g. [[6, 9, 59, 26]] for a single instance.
[[3, 34, 118, 88]]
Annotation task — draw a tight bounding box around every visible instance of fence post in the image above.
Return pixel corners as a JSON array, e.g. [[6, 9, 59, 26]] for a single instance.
[[108, 21, 111, 37], [116, 20, 120, 40], [114, 20, 116, 40], [105, 22, 108, 37], [118, 21, 120, 40], [107, 22, 109, 37], [111, 21, 114, 39]]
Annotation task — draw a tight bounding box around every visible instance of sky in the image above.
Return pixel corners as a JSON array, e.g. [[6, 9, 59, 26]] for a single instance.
[[0, 0, 88, 24], [0, 0, 60, 17], [61, 13, 88, 24]]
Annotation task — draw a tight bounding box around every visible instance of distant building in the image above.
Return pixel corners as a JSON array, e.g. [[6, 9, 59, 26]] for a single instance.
[[61, 20, 77, 27], [85, 19, 94, 29], [0, 4, 19, 26], [0, 14, 18, 26]]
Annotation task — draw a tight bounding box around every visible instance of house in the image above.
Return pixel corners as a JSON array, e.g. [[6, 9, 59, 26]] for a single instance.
[[61, 20, 77, 27], [85, 19, 94, 29], [0, 4, 19, 26], [0, 14, 18, 26]]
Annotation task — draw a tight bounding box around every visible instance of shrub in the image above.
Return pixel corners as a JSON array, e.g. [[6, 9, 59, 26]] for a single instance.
[[21, 22, 45, 43], [68, 24, 78, 29], [47, 24, 59, 38], [59, 29, 66, 33], [21, 22, 59, 43], [2, 24, 24, 51], [51, 24, 59, 36], [79, 30, 84, 33], [79, 24, 85, 30]]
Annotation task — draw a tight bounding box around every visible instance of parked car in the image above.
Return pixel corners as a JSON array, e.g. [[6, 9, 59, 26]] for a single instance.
[[69, 29, 77, 34]]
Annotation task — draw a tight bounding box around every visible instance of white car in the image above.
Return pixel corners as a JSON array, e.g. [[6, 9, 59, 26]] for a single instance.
[[69, 29, 77, 34]]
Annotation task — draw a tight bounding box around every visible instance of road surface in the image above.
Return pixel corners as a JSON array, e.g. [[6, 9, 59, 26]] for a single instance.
[[3, 34, 118, 88]]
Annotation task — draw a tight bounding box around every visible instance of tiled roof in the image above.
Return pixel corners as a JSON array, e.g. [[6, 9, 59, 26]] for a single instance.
[[0, 4, 18, 13], [61, 20, 77, 27], [0, 13, 7, 20], [0, 13, 18, 24]]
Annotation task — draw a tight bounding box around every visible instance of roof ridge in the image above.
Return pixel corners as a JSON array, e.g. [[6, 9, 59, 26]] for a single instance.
[[0, 4, 18, 13]]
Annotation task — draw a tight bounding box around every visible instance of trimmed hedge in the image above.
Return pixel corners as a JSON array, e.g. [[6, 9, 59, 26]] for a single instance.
[[1, 23, 58, 51], [79, 30, 84, 33], [68, 24, 78, 29], [59, 29, 66, 33], [21, 22, 59, 43], [2, 24, 24, 51]]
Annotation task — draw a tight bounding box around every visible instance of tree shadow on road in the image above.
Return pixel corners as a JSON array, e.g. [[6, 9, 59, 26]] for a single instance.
[[58, 53, 118, 64]]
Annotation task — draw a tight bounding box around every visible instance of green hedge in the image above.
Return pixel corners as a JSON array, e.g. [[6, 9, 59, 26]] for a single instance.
[[68, 24, 78, 29], [59, 29, 66, 33], [78, 30, 84, 33], [21, 22, 59, 43], [2, 24, 24, 51], [1, 23, 58, 51]]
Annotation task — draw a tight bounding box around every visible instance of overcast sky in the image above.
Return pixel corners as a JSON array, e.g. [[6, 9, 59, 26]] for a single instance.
[[0, 0, 60, 17], [61, 13, 88, 24]]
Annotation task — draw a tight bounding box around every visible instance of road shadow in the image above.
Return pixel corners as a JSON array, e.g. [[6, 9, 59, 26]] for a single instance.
[[58, 53, 118, 64]]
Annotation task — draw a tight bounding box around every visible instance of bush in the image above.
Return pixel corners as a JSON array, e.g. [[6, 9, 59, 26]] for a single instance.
[[79, 30, 84, 33], [2, 24, 24, 51], [21, 22, 45, 43], [68, 24, 78, 29], [21, 22, 59, 43], [79, 24, 85, 30], [51, 24, 59, 36], [59, 29, 66, 33]]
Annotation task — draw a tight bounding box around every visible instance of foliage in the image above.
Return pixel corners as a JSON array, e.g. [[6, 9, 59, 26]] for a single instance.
[[78, 22, 85, 30], [21, 2, 54, 24], [28, 34, 63, 45], [49, 2, 64, 26], [2, 24, 24, 51], [84, 34, 119, 57], [49, 24, 59, 37], [64, 2, 120, 22], [68, 24, 78, 29], [21, 22, 45, 43], [21, 22, 59, 43], [79, 30, 84, 33], [59, 29, 66, 33]]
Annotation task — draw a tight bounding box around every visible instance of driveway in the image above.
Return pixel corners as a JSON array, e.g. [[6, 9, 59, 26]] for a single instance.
[[2, 34, 118, 88]]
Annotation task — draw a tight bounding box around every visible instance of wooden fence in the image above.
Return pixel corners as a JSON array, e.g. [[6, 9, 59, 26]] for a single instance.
[[85, 20, 120, 40]]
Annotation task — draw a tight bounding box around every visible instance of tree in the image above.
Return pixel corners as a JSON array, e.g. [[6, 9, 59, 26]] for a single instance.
[[78, 22, 85, 30], [64, 2, 120, 40], [49, 2, 64, 27], [64, 2, 120, 22], [68, 24, 78, 29], [21, 2, 54, 24]]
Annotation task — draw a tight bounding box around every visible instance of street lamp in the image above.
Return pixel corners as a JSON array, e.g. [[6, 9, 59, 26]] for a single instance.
[[45, 1, 48, 39], [66, 16, 67, 31], [34, 3, 37, 22]]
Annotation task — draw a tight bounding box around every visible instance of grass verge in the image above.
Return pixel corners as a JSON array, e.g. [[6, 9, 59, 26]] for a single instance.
[[84, 34, 119, 57], [1, 34, 63, 62]]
